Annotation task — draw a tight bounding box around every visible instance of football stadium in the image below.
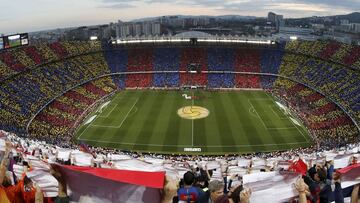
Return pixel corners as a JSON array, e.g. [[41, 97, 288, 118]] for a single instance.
[[0, 6, 360, 203]]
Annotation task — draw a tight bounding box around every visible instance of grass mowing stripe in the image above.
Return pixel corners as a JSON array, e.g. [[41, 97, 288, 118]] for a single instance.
[[265, 92, 311, 144], [252, 94, 309, 151], [225, 92, 253, 149], [249, 101, 284, 152], [99, 103, 118, 118], [211, 92, 237, 152], [123, 91, 155, 149], [150, 92, 177, 151], [91, 124, 112, 146], [162, 92, 183, 152], [251, 98, 289, 150], [177, 92, 193, 147], [192, 91, 194, 146], [178, 90, 195, 146], [102, 91, 137, 148], [269, 105, 288, 120], [271, 95, 311, 146], [200, 92, 223, 151], [234, 92, 266, 152], [92, 95, 137, 127], [285, 128, 308, 143], [247, 99, 268, 129], [79, 91, 132, 143], [132, 91, 167, 151], [193, 91, 208, 149], [78, 91, 132, 140], [75, 90, 312, 154], [116, 98, 139, 128], [221, 92, 244, 151]]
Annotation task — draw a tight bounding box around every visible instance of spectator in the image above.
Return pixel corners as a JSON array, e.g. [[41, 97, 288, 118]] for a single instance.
[[50, 165, 70, 203], [193, 174, 209, 190], [332, 172, 344, 203], [161, 176, 178, 203], [178, 171, 202, 202], [304, 164, 332, 203], [0, 140, 43, 203], [294, 177, 310, 203], [214, 184, 252, 203], [197, 180, 224, 203], [351, 184, 359, 203]]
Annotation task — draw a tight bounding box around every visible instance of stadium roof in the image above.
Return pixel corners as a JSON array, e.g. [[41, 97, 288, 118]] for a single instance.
[[174, 31, 213, 38]]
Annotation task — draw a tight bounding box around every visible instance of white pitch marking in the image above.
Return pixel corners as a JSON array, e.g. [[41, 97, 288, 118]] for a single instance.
[[191, 91, 194, 146], [289, 118, 310, 142], [267, 127, 295, 130], [78, 115, 99, 139], [110, 98, 139, 128], [78, 97, 139, 137], [77, 137, 309, 147], [99, 103, 118, 118], [247, 99, 268, 129], [267, 96, 310, 143], [268, 105, 288, 120], [268, 98, 310, 142]]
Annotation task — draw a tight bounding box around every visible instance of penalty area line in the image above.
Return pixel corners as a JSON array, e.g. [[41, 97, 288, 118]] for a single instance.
[[268, 105, 288, 120], [247, 99, 268, 129], [77, 115, 100, 140], [117, 98, 139, 128], [99, 103, 118, 118], [86, 98, 139, 129]]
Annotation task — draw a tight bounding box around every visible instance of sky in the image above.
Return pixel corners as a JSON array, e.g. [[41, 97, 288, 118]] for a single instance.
[[0, 0, 359, 35]]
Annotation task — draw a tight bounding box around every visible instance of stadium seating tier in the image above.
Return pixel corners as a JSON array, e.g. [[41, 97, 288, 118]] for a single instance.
[[0, 41, 358, 151]]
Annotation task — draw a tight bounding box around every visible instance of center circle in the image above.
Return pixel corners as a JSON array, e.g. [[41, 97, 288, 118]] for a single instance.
[[177, 106, 210, 120]]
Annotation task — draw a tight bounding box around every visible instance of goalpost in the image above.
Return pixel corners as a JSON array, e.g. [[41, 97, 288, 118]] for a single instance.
[[97, 101, 111, 114]]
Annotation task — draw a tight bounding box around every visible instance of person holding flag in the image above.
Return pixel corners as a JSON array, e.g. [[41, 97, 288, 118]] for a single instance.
[[0, 139, 44, 203]]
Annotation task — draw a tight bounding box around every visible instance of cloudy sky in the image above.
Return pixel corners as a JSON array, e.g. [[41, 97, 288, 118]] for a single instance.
[[0, 0, 358, 34]]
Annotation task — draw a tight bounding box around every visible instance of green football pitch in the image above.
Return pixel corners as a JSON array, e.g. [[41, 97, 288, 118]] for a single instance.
[[75, 90, 312, 154]]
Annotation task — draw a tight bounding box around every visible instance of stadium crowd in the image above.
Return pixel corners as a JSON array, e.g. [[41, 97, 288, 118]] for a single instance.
[[0, 41, 102, 81], [28, 76, 117, 139], [285, 40, 360, 70], [0, 40, 360, 202], [0, 40, 359, 158], [270, 78, 358, 149], [0, 51, 111, 134], [0, 130, 359, 203], [277, 52, 360, 128]]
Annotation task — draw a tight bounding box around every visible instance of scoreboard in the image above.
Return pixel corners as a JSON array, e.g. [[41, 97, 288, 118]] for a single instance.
[[20, 33, 29, 45], [1, 33, 29, 50], [5, 34, 21, 48]]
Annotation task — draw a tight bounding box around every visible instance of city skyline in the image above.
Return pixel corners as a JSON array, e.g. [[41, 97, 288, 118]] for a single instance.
[[1, 0, 359, 35]]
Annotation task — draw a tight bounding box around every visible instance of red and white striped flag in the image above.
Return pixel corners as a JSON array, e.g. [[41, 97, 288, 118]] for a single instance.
[[337, 163, 360, 188], [58, 165, 166, 203]]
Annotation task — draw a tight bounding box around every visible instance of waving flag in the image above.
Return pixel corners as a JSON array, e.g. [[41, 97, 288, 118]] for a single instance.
[[79, 141, 91, 154], [337, 163, 360, 188], [288, 159, 308, 175], [58, 165, 165, 203]]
